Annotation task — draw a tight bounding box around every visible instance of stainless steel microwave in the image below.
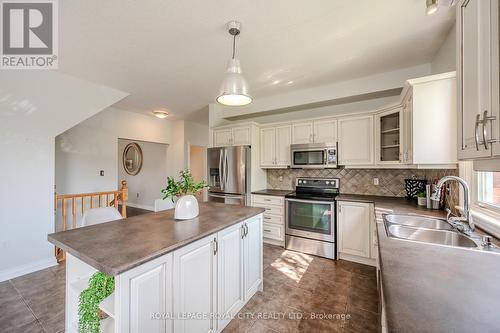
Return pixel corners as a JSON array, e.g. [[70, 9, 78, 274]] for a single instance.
[[290, 143, 338, 169]]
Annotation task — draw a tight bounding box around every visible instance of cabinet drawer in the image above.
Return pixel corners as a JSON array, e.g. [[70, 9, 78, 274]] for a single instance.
[[262, 223, 284, 241], [256, 205, 283, 216], [253, 195, 284, 206], [262, 214, 283, 225]]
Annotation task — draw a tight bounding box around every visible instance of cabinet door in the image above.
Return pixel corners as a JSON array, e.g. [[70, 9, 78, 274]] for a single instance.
[[214, 129, 233, 147], [338, 115, 374, 165], [338, 201, 371, 258], [232, 127, 251, 146], [260, 128, 276, 167], [457, 0, 493, 159], [375, 108, 402, 165], [291, 122, 314, 144], [173, 234, 217, 333], [275, 125, 291, 166], [491, 1, 500, 157], [244, 215, 263, 300], [217, 223, 245, 330], [117, 253, 173, 333], [402, 94, 414, 164], [313, 119, 337, 143]]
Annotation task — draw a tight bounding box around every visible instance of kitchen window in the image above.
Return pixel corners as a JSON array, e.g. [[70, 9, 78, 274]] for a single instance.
[[477, 171, 500, 211]]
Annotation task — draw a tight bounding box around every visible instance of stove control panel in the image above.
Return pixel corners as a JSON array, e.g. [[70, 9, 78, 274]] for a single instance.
[[295, 177, 339, 189]]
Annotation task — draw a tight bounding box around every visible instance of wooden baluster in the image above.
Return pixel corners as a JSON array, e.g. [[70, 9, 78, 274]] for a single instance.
[[90, 195, 94, 209], [62, 198, 67, 232], [72, 198, 76, 229], [106, 194, 110, 207], [98, 194, 102, 208], [81, 196, 85, 215], [120, 180, 128, 218]]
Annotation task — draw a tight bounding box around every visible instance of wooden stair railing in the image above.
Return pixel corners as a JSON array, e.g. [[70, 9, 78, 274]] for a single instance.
[[53, 180, 128, 262]]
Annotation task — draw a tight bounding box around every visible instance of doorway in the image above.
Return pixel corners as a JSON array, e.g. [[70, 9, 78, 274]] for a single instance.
[[188, 144, 207, 201]]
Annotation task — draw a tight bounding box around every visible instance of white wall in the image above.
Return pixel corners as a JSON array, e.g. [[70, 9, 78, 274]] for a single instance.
[[431, 23, 456, 74], [56, 109, 210, 205], [0, 71, 126, 281], [118, 139, 168, 210]]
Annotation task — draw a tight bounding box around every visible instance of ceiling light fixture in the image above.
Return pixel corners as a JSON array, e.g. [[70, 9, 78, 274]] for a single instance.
[[426, 0, 439, 15], [153, 110, 169, 119], [216, 21, 252, 106]]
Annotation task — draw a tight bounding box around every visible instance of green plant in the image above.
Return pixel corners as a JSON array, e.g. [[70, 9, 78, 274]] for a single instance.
[[417, 191, 426, 198], [78, 272, 115, 333], [161, 169, 208, 201]]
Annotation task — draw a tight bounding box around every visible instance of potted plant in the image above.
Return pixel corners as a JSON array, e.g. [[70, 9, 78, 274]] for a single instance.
[[417, 191, 427, 206], [78, 272, 114, 333], [161, 169, 207, 220]]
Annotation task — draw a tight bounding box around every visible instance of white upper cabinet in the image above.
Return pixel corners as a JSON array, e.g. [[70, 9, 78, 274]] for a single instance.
[[375, 107, 403, 165], [213, 126, 252, 147], [313, 119, 337, 143], [260, 125, 291, 168], [292, 119, 337, 144], [457, 0, 500, 160], [291, 122, 314, 144], [260, 128, 276, 167], [213, 128, 233, 147], [275, 126, 292, 166], [338, 115, 374, 166]]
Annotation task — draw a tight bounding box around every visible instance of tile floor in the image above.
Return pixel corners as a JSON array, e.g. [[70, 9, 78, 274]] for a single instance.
[[222, 244, 379, 333], [0, 244, 379, 333]]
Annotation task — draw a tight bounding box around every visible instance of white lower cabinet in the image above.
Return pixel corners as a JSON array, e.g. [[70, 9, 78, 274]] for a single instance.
[[173, 234, 218, 333], [217, 223, 245, 330], [244, 216, 263, 299], [116, 253, 173, 333], [337, 201, 375, 266]]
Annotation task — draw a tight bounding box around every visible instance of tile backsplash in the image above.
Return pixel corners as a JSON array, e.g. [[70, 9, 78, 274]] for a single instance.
[[267, 168, 459, 207]]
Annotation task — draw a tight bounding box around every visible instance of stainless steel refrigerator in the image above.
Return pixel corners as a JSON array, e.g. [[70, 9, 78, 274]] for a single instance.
[[207, 146, 251, 206]]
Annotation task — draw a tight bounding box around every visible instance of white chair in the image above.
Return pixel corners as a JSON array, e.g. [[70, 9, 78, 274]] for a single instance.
[[154, 198, 175, 212], [81, 207, 123, 227]]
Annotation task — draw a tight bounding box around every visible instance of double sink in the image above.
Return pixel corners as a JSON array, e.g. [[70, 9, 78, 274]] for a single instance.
[[383, 214, 479, 248]]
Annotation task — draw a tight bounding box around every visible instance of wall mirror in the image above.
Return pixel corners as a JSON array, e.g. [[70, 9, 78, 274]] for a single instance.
[[123, 142, 143, 175]]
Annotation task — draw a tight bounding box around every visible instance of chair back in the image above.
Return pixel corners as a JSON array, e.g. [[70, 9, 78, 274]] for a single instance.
[[81, 207, 123, 227], [154, 198, 175, 212]]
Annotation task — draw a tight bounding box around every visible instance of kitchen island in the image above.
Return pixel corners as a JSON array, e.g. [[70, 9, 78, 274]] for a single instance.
[[48, 202, 265, 333]]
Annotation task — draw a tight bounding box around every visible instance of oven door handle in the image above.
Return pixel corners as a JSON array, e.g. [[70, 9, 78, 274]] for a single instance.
[[285, 198, 335, 205]]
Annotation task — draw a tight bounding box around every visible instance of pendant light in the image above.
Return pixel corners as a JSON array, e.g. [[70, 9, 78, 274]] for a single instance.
[[216, 21, 252, 106]]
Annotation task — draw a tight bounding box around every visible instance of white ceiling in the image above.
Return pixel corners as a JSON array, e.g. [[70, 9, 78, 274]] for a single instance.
[[58, 0, 455, 121]]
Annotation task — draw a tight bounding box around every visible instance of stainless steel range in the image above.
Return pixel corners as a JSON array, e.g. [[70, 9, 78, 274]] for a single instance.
[[285, 177, 339, 259]]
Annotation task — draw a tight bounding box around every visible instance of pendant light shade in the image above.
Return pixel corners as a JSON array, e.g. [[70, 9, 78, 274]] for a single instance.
[[216, 21, 252, 106]]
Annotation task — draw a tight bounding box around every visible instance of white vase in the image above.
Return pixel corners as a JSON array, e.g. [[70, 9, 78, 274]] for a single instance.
[[174, 195, 199, 220]]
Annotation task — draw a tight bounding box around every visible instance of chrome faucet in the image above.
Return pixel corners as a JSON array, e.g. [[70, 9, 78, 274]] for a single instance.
[[431, 176, 475, 233]]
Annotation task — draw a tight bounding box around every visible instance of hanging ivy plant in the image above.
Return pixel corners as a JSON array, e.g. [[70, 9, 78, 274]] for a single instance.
[[78, 272, 115, 333]]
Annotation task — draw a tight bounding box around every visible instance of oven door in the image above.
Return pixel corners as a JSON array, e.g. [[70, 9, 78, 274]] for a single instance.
[[285, 198, 335, 241]]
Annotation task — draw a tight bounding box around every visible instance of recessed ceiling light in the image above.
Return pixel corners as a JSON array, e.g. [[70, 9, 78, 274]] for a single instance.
[[272, 80, 281, 85], [287, 81, 294, 85], [426, 0, 438, 15], [153, 110, 169, 119]]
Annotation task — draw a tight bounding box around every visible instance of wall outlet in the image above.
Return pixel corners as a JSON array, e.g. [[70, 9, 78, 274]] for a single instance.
[[373, 178, 379, 186], [279, 176, 283, 182], [99, 170, 104, 176], [136, 192, 140, 198]]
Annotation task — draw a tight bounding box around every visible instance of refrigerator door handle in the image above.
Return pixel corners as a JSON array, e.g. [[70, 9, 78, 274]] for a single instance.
[[219, 149, 224, 191], [224, 149, 229, 189]]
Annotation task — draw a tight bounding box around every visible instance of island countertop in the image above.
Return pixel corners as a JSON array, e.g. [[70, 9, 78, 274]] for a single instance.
[[48, 202, 265, 276]]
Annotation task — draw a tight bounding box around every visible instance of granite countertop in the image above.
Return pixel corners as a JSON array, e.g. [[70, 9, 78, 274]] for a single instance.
[[341, 194, 500, 332], [251, 189, 293, 197], [48, 202, 265, 276]]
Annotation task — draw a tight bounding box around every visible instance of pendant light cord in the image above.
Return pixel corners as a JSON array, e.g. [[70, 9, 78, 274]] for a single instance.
[[232, 34, 236, 59]]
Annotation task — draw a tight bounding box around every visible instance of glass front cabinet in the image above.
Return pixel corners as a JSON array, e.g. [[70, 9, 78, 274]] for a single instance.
[[375, 106, 404, 165]]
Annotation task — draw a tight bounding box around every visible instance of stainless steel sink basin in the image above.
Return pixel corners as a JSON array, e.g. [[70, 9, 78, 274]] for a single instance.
[[386, 224, 478, 248], [384, 214, 454, 230]]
